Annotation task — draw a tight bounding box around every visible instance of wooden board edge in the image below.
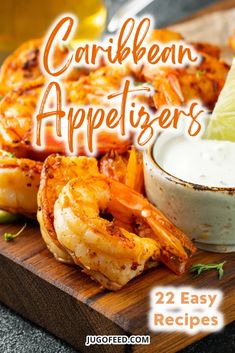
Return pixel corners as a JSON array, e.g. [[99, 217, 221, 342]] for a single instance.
[[0, 252, 131, 353], [1, 249, 234, 353]]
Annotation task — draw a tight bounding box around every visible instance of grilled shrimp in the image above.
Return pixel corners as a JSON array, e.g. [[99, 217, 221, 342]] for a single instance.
[[0, 39, 44, 89], [0, 39, 89, 89], [0, 150, 42, 217], [99, 147, 144, 193], [37, 154, 99, 263], [191, 42, 221, 59], [0, 29, 181, 89], [133, 29, 229, 110], [53, 175, 196, 289], [146, 53, 230, 110], [0, 66, 131, 160], [105, 178, 196, 275], [0, 81, 44, 159], [54, 175, 161, 290]]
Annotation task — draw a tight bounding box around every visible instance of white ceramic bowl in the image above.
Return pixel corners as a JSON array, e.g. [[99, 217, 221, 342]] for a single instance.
[[144, 134, 235, 253]]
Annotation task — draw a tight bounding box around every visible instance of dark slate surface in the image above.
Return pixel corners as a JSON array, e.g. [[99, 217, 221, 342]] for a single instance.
[[0, 0, 234, 352]]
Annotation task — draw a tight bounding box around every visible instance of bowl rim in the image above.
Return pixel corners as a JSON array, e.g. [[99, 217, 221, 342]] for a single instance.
[[144, 137, 235, 194]]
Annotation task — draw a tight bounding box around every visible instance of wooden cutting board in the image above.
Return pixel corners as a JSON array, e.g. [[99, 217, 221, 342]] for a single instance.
[[0, 1, 235, 352], [0, 222, 234, 353]]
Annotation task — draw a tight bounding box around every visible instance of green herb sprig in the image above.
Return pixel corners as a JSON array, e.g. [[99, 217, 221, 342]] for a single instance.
[[3, 223, 27, 242], [0, 149, 15, 158], [190, 261, 226, 280]]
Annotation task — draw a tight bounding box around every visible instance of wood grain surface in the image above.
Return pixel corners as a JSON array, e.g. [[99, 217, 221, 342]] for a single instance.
[[0, 1, 235, 352], [0, 221, 234, 353]]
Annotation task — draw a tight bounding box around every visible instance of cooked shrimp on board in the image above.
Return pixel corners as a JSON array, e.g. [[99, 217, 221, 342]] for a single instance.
[[0, 150, 42, 217], [0, 27, 230, 290], [38, 156, 196, 290]]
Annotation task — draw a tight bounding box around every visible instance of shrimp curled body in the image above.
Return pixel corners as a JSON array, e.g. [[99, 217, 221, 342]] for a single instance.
[[54, 175, 195, 290], [37, 154, 99, 264], [54, 176, 160, 290], [0, 151, 42, 217]]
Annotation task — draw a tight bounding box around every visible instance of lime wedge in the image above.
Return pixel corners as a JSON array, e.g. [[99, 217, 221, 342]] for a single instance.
[[205, 58, 235, 141]]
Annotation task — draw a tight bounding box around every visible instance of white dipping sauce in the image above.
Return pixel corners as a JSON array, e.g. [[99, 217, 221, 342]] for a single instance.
[[155, 136, 235, 187]]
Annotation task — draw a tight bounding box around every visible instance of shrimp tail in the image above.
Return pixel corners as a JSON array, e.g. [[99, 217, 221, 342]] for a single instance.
[[109, 180, 196, 275]]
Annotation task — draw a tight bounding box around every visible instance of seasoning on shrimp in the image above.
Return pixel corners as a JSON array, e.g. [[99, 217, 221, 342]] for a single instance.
[[0, 150, 42, 217], [52, 175, 196, 290], [37, 154, 99, 264]]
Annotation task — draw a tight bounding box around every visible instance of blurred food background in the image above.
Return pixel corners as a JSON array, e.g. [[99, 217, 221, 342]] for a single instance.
[[0, 0, 106, 50], [0, 0, 216, 61]]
